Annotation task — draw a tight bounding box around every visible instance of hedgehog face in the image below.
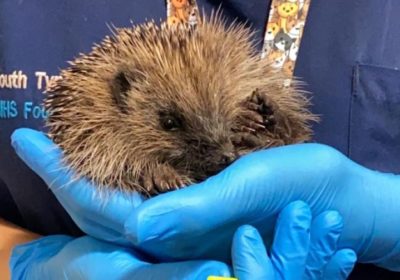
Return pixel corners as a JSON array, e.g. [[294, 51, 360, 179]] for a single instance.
[[110, 66, 239, 181], [155, 105, 237, 180]]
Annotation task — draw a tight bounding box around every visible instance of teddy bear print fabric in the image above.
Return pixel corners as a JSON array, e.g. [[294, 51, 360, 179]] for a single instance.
[[262, 0, 311, 77], [166, 0, 199, 27]]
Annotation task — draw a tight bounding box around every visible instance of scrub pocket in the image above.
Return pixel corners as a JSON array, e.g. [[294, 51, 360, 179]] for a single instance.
[[349, 64, 400, 173]]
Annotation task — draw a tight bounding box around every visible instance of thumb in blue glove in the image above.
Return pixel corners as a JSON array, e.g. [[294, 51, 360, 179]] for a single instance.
[[10, 235, 230, 280], [11, 128, 144, 246]]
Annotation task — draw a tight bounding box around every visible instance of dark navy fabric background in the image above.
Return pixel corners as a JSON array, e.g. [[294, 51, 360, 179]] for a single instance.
[[1, 0, 399, 278]]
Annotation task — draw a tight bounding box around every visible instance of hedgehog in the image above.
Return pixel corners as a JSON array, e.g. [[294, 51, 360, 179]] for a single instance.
[[45, 15, 316, 197]]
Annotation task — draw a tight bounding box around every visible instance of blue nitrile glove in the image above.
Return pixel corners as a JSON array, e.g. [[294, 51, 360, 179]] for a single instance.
[[231, 201, 356, 280], [125, 144, 400, 271], [11, 128, 143, 246], [10, 235, 230, 280]]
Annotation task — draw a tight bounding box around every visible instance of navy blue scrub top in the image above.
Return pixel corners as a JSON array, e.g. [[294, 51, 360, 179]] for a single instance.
[[1, 1, 399, 278]]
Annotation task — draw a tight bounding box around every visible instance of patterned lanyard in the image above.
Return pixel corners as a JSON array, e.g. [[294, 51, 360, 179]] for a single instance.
[[262, 0, 311, 77], [165, 0, 312, 77]]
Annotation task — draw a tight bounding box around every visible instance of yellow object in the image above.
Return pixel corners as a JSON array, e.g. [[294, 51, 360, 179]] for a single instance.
[[207, 277, 238, 280]]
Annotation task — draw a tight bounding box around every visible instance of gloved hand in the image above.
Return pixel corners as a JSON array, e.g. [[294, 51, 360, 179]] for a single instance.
[[11, 128, 143, 246], [124, 144, 400, 271], [9, 202, 354, 280], [11, 129, 400, 271], [231, 201, 356, 280], [10, 235, 230, 280]]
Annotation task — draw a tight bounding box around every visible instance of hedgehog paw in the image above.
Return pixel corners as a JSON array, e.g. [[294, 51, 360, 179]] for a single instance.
[[231, 132, 263, 148], [243, 89, 278, 132], [231, 132, 274, 155], [143, 164, 189, 195]]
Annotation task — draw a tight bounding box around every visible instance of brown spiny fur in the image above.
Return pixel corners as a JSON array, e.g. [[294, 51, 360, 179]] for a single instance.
[[45, 15, 317, 196]]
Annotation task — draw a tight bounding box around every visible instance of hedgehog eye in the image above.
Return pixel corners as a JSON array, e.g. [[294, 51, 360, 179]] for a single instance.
[[159, 113, 182, 131], [163, 118, 179, 130], [111, 71, 131, 113]]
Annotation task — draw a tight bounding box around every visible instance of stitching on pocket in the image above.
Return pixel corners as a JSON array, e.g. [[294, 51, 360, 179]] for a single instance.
[[348, 64, 360, 156], [357, 63, 400, 72]]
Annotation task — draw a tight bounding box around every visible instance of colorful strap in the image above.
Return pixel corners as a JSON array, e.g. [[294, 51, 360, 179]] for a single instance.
[[166, 0, 200, 27], [262, 0, 312, 77]]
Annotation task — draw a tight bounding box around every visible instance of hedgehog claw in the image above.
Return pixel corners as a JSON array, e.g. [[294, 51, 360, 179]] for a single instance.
[[231, 89, 283, 153], [231, 132, 264, 148], [242, 89, 278, 133], [141, 164, 187, 195]]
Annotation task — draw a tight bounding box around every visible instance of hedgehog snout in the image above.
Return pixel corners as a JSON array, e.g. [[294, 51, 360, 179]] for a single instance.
[[201, 144, 238, 177], [221, 151, 236, 165]]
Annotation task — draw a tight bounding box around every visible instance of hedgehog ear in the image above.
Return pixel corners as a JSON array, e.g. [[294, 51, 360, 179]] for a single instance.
[[111, 71, 131, 113]]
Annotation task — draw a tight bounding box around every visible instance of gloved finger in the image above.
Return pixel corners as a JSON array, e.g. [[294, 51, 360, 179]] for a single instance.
[[270, 201, 312, 280], [57, 237, 231, 280], [11, 235, 232, 280], [127, 261, 232, 280], [303, 211, 343, 280], [11, 128, 143, 245], [322, 249, 357, 280], [231, 225, 273, 280], [69, 238, 231, 280]]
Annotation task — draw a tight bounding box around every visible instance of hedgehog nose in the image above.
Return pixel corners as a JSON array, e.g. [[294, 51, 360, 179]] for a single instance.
[[222, 152, 236, 165]]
